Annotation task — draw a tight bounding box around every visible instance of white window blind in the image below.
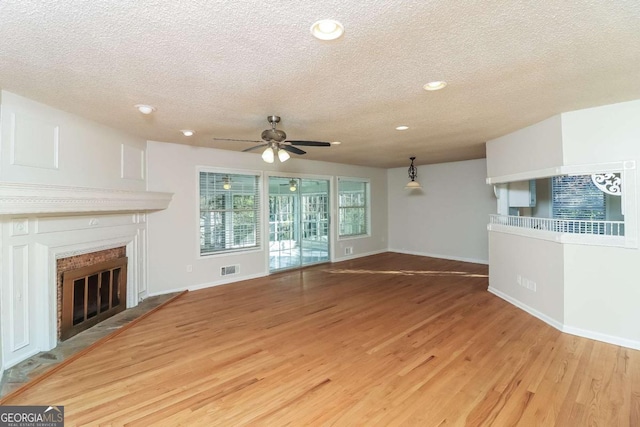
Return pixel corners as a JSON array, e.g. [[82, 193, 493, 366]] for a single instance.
[[552, 175, 605, 220], [199, 172, 260, 255], [338, 179, 369, 237]]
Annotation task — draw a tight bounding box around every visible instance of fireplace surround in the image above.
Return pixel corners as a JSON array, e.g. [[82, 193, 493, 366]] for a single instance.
[[0, 182, 172, 370]]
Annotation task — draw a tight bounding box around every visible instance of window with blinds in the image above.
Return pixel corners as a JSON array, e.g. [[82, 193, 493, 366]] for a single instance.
[[338, 178, 369, 237], [552, 175, 605, 220], [199, 171, 260, 255]]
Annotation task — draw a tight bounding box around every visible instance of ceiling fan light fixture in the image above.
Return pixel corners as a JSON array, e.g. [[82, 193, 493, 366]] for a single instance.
[[278, 148, 290, 162], [262, 146, 275, 163], [311, 19, 344, 40], [215, 116, 331, 159], [423, 81, 447, 91]]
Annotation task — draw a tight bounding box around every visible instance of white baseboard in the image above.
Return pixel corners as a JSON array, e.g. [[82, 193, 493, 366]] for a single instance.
[[149, 250, 481, 297], [147, 272, 268, 297], [333, 249, 387, 262], [488, 286, 640, 351], [187, 272, 268, 292], [148, 250, 390, 296], [146, 288, 185, 298], [389, 248, 488, 265], [487, 286, 564, 331], [562, 325, 640, 351]]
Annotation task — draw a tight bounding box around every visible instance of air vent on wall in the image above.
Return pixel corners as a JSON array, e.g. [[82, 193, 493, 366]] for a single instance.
[[221, 265, 239, 276]]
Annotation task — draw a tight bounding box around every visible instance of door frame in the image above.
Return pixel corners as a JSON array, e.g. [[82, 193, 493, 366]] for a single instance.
[[264, 172, 335, 272]]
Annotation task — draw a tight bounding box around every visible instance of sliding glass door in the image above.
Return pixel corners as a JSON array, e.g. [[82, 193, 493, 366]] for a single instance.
[[269, 177, 330, 272], [300, 179, 330, 266], [269, 177, 299, 270]]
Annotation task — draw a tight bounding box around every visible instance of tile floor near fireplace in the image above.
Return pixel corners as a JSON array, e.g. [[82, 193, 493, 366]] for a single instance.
[[0, 292, 180, 398]]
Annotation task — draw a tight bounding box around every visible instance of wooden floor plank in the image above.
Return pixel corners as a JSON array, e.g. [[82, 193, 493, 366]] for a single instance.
[[2, 253, 640, 426]]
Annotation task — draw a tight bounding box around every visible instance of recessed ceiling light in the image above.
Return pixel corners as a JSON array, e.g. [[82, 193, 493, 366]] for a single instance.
[[311, 19, 344, 40], [396, 125, 409, 131], [181, 130, 195, 137], [331, 141, 342, 145], [423, 81, 447, 91], [135, 104, 156, 114]]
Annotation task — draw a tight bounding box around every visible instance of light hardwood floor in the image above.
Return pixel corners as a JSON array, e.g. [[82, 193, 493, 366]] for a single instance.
[[3, 253, 639, 426]]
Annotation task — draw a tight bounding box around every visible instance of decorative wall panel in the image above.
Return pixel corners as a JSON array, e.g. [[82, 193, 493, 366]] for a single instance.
[[11, 218, 29, 236], [10, 112, 59, 170], [121, 144, 144, 180], [10, 245, 29, 351]]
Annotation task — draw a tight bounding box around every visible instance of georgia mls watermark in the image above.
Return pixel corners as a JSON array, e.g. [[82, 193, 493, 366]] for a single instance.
[[0, 406, 64, 427]]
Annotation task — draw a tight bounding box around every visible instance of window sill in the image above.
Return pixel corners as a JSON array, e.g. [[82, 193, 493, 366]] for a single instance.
[[337, 234, 371, 241], [199, 246, 262, 259]]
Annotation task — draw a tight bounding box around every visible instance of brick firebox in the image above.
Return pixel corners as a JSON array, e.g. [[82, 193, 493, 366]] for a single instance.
[[56, 246, 126, 341]]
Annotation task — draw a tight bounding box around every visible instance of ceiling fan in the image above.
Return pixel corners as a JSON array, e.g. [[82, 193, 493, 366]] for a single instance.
[[213, 115, 331, 163]]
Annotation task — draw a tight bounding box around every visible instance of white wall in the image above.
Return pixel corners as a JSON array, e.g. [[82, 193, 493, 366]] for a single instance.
[[486, 98, 640, 350], [563, 244, 640, 347], [145, 141, 388, 295], [488, 232, 564, 327], [387, 158, 495, 264], [561, 99, 640, 165], [531, 178, 551, 218], [0, 91, 153, 370], [0, 90, 3, 375], [0, 91, 147, 190], [486, 115, 564, 179], [559, 99, 640, 348]]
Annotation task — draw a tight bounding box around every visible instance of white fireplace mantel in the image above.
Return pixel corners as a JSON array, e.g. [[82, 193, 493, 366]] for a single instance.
[[0, 181, 172, 370], [0, 182, 173, 215]]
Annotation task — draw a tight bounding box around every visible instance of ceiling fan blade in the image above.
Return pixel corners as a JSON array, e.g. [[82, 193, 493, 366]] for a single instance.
[[285, 140, 331, 147], [242, 144, 268, 152], [282, 145, 306, 155], [213, 137, 263, 143]]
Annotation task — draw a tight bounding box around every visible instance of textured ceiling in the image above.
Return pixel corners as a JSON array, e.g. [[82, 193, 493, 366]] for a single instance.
[[1, 1, 639, 168]]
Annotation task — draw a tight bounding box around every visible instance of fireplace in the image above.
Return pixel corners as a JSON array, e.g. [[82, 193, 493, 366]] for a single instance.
[[0, 181, 172, 369], [57, 248, 128, 341]]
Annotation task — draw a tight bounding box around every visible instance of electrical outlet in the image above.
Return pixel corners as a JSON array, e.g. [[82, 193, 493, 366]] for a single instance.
[[186, 264, 193, 273], [345, 247, 353, 255], [518, 275, 537, 292]]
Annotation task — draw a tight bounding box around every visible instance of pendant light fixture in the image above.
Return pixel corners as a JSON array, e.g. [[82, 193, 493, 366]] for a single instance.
[[222, 176, 231, 190], [405, 157, 422, 189], [289, 179, 297, 192]]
